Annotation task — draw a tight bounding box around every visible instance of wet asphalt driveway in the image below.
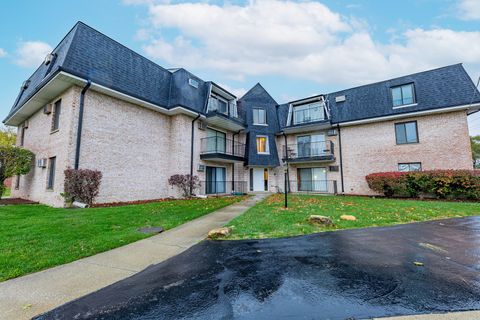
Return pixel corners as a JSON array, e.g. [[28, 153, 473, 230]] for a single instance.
[[36, 217, 480, 320]]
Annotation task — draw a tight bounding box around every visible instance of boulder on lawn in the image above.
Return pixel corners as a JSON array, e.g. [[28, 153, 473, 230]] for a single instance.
[[308, 215, 334, 227], [208, 227, 232, 239], [340, 214, 357, 221]]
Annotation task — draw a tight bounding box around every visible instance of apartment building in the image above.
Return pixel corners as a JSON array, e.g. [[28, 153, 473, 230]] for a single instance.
[[4, 22, 479, 206]]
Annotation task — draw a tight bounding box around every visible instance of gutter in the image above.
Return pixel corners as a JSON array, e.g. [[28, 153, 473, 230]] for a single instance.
[[74, 80, 91, 170], [190, 113, 201, 195], [337, 125, 345, 194]]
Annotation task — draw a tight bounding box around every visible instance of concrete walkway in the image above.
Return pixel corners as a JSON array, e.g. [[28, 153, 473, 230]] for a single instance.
[[379, 311, 480, 320], [0, 194, 268, 320]]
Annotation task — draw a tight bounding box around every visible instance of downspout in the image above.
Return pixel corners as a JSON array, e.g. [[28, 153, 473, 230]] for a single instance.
[[190, 113, 201, 195], [232, 129, 242, 192], [74, 80, 91, 170], [337, 124, 345, 194]]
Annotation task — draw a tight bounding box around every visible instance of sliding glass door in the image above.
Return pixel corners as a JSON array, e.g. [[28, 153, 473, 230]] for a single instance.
[[206, 129, 226, 154], [206, 166, 226, 194], [298, 168, 327, 192], [297, 134, 326, 158]]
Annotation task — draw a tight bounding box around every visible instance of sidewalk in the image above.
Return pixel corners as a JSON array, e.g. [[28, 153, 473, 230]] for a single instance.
[[0, 194, 268, 320], [378, 311, 480, 320]]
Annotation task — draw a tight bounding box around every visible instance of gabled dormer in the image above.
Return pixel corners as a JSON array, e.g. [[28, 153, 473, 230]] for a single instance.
[[282, 95, 331, 134]]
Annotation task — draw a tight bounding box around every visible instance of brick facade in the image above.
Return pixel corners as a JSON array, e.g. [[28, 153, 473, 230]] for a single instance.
[[12, 88, 473, 207]]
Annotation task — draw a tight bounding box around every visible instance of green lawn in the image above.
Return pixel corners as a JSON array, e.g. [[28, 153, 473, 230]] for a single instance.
[[2, 187, 10, 198], [226, 194, 480, 240], [0, 196, 245, 281]]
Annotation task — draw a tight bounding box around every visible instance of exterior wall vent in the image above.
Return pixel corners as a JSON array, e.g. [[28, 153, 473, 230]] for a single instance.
[[21, 80, 30, 90], [198, 121, 206, 130], [43, 104, 53, 115], [44, 53, 55, 66], [188, 78, 199, 89], [329, 166, 339, 172], [197, 164, 205, 172], [37, 158, 47, 168], [335, 95, 346, 103]]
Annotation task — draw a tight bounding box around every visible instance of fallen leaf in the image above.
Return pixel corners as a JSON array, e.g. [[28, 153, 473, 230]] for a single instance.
[[413, 261, 424, 266]]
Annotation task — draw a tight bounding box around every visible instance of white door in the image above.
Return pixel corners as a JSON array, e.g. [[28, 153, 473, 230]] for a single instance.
[[252, 168, 268, 191]]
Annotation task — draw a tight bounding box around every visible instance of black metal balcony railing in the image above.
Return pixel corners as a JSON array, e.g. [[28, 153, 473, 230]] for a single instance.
[[283, 141, 334, 162], [285, 180, 338, 194], [200, 137, 246, 157], [196, 181, 247, 196], [292, 105, 327, 125], [207, 98, 239, 118]]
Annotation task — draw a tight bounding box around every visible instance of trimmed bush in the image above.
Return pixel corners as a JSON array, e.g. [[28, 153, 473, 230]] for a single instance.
[[64, 169, 102, 206], [366, 170, 480, 200], [168, 174, 200, 198]]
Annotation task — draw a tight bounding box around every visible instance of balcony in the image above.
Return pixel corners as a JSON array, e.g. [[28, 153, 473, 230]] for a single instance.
[[200, 136, 246, 163], [284, 101, 331, 133], [283, 141, 335, 163], [205, 97, 245, 131], [195, 180, 247, 196], [285, 180, 338, 194]]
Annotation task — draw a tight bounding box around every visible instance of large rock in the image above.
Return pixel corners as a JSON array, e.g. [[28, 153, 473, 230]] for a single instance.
[[340, 215, 357, 221], [208, 227, 232, 239], [308, 215, 334, 227]]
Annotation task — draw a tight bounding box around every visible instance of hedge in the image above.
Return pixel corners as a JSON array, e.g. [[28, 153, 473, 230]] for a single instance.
[[366, 170, 480, 200]]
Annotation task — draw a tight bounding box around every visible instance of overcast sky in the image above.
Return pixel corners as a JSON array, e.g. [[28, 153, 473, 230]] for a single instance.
[[1, 0, 480, 134]]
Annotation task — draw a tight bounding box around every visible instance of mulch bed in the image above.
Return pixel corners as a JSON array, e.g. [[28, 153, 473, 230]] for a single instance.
[[92, 198, 181, 208], [0, 198, 39, 205]]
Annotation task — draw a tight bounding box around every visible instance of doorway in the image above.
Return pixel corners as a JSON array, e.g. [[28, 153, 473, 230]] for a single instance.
[[250, 168, 268, 192]]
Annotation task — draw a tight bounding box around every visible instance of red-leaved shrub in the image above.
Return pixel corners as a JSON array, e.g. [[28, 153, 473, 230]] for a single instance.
[[366, 170, 480, 200], [64, 168, 102, 205], [168, 174, 200, 198]]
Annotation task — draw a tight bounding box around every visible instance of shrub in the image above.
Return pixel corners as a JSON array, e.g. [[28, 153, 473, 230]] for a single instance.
[[64, 168, 102, 206], [366, 170, 480, 200], [168, 174, 200, 198], [0, 146, 34, 199]]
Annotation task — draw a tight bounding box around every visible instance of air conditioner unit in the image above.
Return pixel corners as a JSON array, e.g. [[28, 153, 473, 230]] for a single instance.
[[44, 53, 55, 66], [37, 158, 47, 168], [198, 121, 207, 130], [197, 164, 205, 172], [23, 120, 29, 129], [327, 129, 337, 136], [328, 166, 339, 172], [43, 104, 53, 115]]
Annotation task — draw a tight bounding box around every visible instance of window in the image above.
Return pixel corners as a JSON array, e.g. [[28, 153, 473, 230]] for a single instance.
[[205, 128, 226, 153], [391, 84, 415, 107], [253, 108, 266, 125], [395, 121, 418, 144], [297, 168, 328, 192], [297, 134, 326, 157], [256, 136, 269, 154], [188, 78, 199, 88], [51, 99, 61, 132], [398, 162, 422, 172], [293, 102, 325, 125], [208, 95, 228, 114], [47, 157, 56, 190]]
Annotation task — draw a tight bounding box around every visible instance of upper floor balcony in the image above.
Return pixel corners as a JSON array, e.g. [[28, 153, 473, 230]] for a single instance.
[[284, 96, 331, 133], [205, 84, 245, 131], [200, 136, 246, 163], [283, 140, 335, 163]]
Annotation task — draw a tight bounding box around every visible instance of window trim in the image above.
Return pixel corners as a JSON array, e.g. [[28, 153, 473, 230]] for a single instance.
[[51, 99, 61, 133], [256, 135, 270, 154], [252, 108, 267, 125], [391, 83, 416, 108], [47, 156, 56, 190], [398, 162, 422, 172], [395, 120, 419, 145]]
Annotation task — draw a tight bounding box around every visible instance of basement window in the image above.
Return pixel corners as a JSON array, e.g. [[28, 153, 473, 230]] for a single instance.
[[398, 162, 422, 172]]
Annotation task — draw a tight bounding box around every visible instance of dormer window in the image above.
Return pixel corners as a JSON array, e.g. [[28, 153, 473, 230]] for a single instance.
[[207, 84, 238, 118], [391, 83, 415, 107], [209, 94, 228, 114], [293, 102, 325, 125], [253, 108, 266, 125]]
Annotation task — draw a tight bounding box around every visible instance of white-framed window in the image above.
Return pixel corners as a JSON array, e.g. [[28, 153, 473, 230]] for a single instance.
[[253, 108, 267, 125], [391, 83, 415, 107], [256, 135, 269, 154], [188, 78, 199, 88], [398, 162, 422, 172]]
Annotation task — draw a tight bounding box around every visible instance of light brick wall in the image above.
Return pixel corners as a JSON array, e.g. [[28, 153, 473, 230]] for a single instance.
[[341, 110, 473, 195], [12, 86, 79, 206]]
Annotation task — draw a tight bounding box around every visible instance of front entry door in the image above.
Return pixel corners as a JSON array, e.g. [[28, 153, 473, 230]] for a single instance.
[[206, 166, 226, 194], [251, 168, 268, 191]]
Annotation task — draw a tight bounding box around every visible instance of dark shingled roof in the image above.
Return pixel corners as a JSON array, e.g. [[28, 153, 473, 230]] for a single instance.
[[327, 64, 480, 124], [5, 22, 211, 122]]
